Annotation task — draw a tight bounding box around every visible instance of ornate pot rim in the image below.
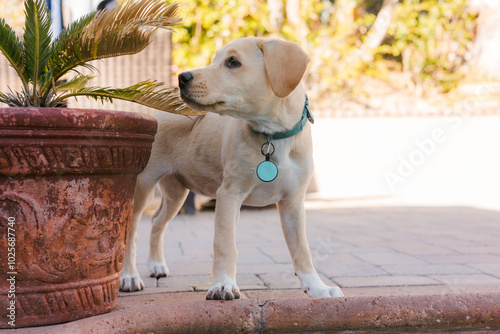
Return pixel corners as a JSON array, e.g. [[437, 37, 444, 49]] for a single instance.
[[0, 108, 158, 177], [0, 107, 157, 135]]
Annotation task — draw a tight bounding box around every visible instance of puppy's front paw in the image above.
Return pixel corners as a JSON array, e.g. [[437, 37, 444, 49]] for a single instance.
[[206, 276, 241, 300], [120, 272, 145, 292], [148, 259, 169, 278]]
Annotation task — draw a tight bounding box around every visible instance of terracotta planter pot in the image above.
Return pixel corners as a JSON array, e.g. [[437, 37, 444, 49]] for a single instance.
[[0, 108, 157, 328]]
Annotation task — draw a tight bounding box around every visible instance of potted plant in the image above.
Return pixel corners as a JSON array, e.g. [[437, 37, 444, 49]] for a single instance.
[[0, 0, 197, 328]]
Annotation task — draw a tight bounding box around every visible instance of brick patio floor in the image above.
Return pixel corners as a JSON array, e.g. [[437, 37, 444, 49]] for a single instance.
[[122, 197, 500, 299]]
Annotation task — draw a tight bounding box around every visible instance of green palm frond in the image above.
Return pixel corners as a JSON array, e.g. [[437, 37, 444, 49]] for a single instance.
[[0, 18, 26, 90], [48, 0, 181, 86], [41, 12, 97, 90], [22, 0, 52, 103], [56, 74, 95, 91], [55, 80, 204, 116]]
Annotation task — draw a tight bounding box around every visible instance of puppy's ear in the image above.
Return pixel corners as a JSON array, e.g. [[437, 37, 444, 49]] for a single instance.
[[258, 39, 310, 98]]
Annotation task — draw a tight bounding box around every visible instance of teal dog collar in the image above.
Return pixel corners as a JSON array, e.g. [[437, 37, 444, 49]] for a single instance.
[[251, 95, 314, 140]]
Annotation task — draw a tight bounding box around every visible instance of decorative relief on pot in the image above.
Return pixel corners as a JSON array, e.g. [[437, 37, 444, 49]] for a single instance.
[[0, 145, 151, 176], [0, 191, 130, 284], [11, 275, 119, 324]]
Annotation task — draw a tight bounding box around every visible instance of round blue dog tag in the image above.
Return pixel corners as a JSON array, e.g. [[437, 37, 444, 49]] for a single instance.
[[257, 160, 278, 182]]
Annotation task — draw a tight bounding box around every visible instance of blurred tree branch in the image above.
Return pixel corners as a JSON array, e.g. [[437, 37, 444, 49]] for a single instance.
[[359, 0, 399, 63]]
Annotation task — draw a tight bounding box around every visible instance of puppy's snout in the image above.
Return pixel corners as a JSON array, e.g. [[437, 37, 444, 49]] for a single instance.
[[178, 72, 194, 89]]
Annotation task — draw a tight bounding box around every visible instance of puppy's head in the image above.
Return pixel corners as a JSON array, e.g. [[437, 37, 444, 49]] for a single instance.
[[178, 37, 310, 120]]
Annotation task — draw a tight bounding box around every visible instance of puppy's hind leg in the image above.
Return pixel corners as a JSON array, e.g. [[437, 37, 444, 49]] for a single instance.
[[120, 173, 158, 292], [148, 175, 189, 279]]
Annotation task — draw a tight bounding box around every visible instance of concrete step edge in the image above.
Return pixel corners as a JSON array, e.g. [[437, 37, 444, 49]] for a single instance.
[[13, 291, 500, 333]]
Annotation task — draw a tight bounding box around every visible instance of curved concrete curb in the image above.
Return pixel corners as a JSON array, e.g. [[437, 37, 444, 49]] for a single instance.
[[262, 292, 500, 333], [10, 292, 500, 333]]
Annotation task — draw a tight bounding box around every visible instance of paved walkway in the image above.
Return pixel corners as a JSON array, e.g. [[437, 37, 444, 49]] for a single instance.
[[122, 197, 500, 299]]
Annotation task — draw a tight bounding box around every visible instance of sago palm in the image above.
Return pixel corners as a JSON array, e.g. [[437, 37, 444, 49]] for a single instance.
[[0, 0, 200, 115]]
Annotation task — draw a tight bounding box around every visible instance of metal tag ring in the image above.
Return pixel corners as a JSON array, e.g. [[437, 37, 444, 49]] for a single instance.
[[261, 142, 275, 156]]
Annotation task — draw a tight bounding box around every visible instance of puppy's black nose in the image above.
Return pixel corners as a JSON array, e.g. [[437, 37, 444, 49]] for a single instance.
[[178, 72, 194, 89]]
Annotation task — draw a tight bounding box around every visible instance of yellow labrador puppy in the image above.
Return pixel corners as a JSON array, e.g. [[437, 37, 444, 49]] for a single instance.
[[120, 37, 344, 300]]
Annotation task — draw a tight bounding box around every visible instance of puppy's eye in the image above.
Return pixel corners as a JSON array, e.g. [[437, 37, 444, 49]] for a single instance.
[[225, 57, 241, 68]]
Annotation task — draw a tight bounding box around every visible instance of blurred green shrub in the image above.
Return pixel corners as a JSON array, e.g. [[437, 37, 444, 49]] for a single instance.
[[172, 0, 476, 101], [377, 0, 476, 93]]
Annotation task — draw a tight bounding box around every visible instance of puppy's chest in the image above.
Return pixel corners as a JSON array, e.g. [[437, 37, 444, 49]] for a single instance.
[[244, 151, 309, 206]]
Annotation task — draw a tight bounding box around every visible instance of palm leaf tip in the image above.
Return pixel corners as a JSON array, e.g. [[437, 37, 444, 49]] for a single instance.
[[132, 87, 206, 116], [56, 80, 204, 116]]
